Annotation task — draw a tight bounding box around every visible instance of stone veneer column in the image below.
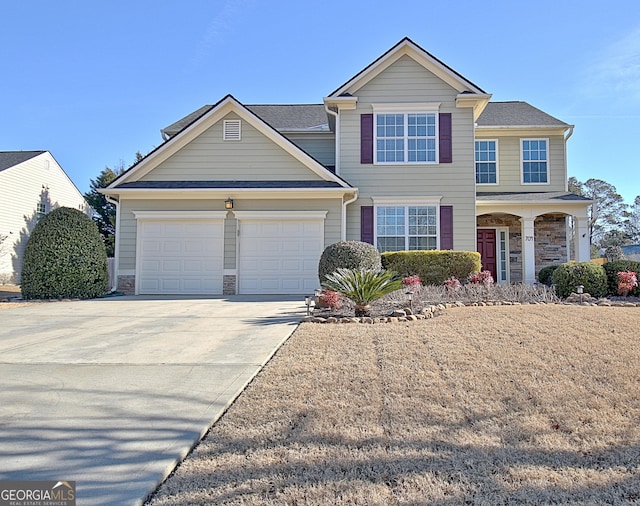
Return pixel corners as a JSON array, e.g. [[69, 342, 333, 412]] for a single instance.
[[520, 217, 536, 284]]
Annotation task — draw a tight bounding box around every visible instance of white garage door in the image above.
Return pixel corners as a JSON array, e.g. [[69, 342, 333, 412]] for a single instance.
[[137, 219, 224, 295], [238, 215, 325, 294]]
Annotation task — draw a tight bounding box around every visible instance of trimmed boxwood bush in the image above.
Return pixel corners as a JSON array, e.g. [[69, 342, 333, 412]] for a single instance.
[[537, 265, 560, 286], [21, 207, 109, 299], [381, 250, 481, 286], [602, 260, 640, 296], [318, 241, 382, 286], [551, 261, 607, 299]]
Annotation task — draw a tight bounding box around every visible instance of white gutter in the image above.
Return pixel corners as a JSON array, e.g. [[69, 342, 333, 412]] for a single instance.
[[105, 195, 120, 292], [324, 104, 339, 175], [342, 192, 358, 240]]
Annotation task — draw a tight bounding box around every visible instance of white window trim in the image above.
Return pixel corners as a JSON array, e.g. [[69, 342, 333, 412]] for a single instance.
[[475, 139, 499, 186], [232, 211, 327, 220], [371, 103, 441, 165], [372, 198, 441, 252], [521, 138, 550, 185]]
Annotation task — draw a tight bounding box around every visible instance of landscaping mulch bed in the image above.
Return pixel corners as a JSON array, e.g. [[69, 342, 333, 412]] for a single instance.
[[146, 304, 640, 505]]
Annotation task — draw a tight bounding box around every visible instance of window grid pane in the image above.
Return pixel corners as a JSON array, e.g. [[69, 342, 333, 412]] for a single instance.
[[522, 139, 548, 183], [475, 140, 497, 184], [376, 205, 437, 253], [376, 113, 436, 163]]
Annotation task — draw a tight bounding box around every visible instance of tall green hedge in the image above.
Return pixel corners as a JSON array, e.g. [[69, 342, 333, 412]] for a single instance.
[[381, 250, 481, 285], [551, 261, 608, 299], [602, 260, 640, 296], [21, 207, 109, 299]]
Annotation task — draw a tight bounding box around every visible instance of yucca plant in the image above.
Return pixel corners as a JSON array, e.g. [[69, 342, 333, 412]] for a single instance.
[[323, 268, 403, 317]]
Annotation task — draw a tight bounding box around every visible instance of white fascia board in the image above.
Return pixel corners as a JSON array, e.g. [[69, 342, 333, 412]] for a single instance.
[[323, 96, 358, 110], [475, 125, 572, 135], [456, 93, 492, 120]]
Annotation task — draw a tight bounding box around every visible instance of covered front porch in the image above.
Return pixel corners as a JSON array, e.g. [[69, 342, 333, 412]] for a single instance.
[[476, 192, 591, 284]]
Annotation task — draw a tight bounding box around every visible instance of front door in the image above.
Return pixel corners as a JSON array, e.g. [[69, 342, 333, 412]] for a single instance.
[[477, 229, 497, 280]]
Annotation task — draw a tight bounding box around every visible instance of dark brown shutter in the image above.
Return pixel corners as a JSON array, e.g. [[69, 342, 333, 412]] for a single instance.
[[440, 205, 453, 250], [439, 113, 452, 164], [361, 206, 374, 244], [360, 114, 374, 164]]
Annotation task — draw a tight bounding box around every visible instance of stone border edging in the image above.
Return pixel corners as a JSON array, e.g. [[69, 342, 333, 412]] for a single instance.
[[301, 297, 640, 323]]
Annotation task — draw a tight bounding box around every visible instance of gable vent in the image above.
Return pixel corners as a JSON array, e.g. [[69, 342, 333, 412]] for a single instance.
[[223, 119, 241, 141]]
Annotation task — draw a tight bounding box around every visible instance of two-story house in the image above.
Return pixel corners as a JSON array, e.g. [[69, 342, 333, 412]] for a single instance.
[[0, 150, 91, 283], [103, 38, 591, 295]]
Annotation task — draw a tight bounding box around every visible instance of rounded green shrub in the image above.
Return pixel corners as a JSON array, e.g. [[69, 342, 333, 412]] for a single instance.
[[318, 241, 381, 286], [21, 207, 109, 299], [602, 260, 640, 296], [551, 261, 607, 299], [537, 265, 560, 286]]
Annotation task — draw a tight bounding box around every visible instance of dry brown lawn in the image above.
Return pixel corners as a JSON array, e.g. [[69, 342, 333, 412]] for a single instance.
[[147, 305, 640, 505]]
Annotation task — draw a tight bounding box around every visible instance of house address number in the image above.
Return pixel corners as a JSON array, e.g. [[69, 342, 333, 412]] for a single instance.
[[525, 236, 534, 241]]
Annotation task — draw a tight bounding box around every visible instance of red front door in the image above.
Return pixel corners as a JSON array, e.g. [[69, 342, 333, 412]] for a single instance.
[[477, 229, 497, 280]]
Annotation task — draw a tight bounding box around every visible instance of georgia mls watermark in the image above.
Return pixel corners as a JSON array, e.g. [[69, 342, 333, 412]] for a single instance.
[[0, 481, 75, 506]]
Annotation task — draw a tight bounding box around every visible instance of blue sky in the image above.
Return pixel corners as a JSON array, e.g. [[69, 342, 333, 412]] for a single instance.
[[2, 0, 639, 204]]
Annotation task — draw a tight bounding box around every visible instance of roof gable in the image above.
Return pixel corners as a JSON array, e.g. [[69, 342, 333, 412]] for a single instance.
[[111, 95, 350, 189], [328, 37, 487, 97]]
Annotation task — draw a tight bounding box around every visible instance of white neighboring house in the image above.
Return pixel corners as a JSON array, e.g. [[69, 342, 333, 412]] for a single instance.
[[0, 151, 91, 283]]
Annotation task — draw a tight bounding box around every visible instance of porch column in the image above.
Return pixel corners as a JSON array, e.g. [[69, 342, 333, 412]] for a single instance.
[[520, 217, 536, 284], [574, 216, 591, 262]]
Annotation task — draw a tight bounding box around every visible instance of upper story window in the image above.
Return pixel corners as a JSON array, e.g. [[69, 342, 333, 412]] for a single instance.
[[475, 140, 498, 184], [375, 113, 437, 163], [522, 139, 548, 184], [36, 201, 47, 220], [375, 205, 438, 252]]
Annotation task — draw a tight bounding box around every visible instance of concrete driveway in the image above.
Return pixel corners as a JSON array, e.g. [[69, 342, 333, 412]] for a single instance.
[[0, 295, 305, 505]]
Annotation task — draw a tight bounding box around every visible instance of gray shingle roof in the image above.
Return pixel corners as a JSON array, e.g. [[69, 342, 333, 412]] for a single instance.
[[115, 180, 345, 189], [162, 104, 329, 138], [0, 151, 45, 172], [477, 102, 570, 128], [477, 191, 590, 202]]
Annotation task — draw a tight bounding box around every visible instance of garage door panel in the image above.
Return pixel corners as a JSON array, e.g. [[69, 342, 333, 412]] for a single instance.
[[239, 218, 323, 294], [138, 219, 224, 295]]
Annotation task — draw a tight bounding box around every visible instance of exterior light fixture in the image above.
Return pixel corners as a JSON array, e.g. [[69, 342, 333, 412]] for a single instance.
[[305, 296, 312, 316], [224, 198, 233, 210], [577, 285, 584, 304]]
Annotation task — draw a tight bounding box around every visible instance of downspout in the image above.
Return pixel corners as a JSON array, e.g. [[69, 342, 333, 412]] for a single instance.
[[105, 194, 120, 293], [564, 125, 574, 191], [342, 192, 358, 241], [324, 104, 339, 175]]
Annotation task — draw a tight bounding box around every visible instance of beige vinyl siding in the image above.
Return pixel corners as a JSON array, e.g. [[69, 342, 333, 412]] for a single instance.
[[117, 197, 342, 273], [140, 112, 324, 182], [475, 132, 567, 192], [0, 152, 88, 281], [339, 55, 477, 252], [283, 133, 335, 167]]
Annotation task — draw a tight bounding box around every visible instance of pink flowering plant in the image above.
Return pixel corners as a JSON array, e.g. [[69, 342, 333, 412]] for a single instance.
[[468, 270, 495, 287], [317, 289, 343, 310], [402, 275, 422, 290], [617, 271, 638, 297], [443, 276, 462, 290]]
